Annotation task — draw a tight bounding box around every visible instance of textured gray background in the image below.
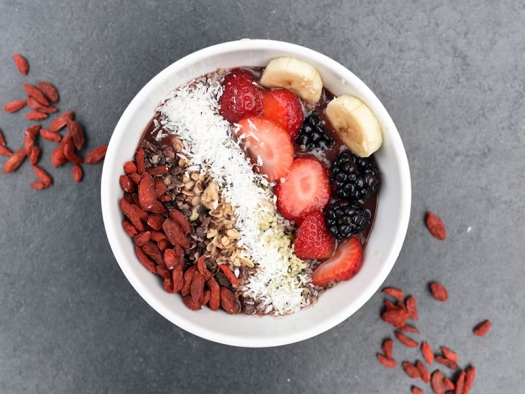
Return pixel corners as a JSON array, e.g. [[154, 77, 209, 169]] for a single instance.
[[0, 1, 523, 393]]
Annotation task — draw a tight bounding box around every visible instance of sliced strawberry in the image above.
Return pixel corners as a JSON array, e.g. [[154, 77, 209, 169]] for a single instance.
[[275, 157, 331, 220], [219, 69, 263, 123], [294, 212, 335, 260], [262, 89, 304, 139], [236, 117, 294, 182], [311, 237, 363, 286]]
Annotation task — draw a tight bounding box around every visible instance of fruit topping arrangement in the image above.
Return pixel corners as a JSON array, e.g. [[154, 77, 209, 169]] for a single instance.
[[118, 56, 384, 315]]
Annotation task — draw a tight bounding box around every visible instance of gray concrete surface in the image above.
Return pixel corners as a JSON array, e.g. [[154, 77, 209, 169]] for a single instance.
[[0, 1, 523, 393]]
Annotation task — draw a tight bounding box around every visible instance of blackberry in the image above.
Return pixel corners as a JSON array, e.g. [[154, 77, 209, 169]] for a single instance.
[[295, 112, 335, 151], [324, 201, 371, 239], [330, 151, 380, 200]]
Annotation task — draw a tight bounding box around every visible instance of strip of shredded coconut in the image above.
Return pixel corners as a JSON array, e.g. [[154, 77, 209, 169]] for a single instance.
[[158, 76, 310, 314]]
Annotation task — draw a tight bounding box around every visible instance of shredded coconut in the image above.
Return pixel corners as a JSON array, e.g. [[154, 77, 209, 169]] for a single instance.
[[159, 76, 310, 315]]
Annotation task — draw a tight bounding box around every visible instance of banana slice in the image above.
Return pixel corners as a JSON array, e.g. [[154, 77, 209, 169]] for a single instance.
[[260, 57, 323, 104], [326, 95, 383, 157]]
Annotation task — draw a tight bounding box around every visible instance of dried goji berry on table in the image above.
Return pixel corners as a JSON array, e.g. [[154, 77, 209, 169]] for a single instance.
[[50, 145, 68, 167], [4, 99, 27, 113], [443, 376, 455, 390], [416, 360, 430, 383], [66, 119, 85, 150], [32, 165, 53, 186], [3, 149, 26, 173], [29, 147, 40, 165], [395, 331, 418, 348], [405, 296, 418, 320], [23, 84, 49, 106], [463, 366, 476, 393], [376, 354, 397, 368], [381, 338, 394, 359], [402, 362, 421, 379], [84, 145, 107, 164], [421, 341, 434, 365], [24, 124, 40, 154], [72, 164, 83, 182], [430, 282, 448, 301], [400, 324, 420, 334], [37, 81, 59, 103], [436, 356, 459, 370], [0, 145, 13, 157], [441, 347, 458, 363], [30, 182, 47, 190], [40, 129, 62, 143], [382, 287, 404, 299], [426, 211, 446, 240], [455, 370, 466, 394], [13, 54, 29, 75], [61, 135, 83, 164], [473, 320, 492, 337], [431, 370, 447, 394], [49, 111, 74, 132]]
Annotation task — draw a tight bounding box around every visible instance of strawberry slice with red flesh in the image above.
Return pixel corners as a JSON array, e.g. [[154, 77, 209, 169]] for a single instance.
[[262, 89, 304, 139], [275, 156, 331, 220], [219, 69, 263, 123], [311, 236, 363, 286], [236, 117, 294, 182], [294, 211, 335, 260]]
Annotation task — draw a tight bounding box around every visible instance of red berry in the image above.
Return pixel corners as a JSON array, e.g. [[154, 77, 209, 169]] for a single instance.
[[311, 237, 363, 286], [236, 117, 294, 182], [219, 69, 263, 123], [275, 157, 331, 220], [293, 212, 335, 260], [262, 89, 304, 139]]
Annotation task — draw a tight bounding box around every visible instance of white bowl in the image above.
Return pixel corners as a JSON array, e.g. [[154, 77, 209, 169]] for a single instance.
[[101, 39, 411, 348]]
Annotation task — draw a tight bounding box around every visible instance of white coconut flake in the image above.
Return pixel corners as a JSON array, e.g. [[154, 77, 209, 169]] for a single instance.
[[158, 76, 309, 315]]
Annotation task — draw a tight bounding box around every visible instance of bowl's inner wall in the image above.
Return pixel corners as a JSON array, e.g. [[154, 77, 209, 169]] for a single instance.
[[102, 41, 410, 347]]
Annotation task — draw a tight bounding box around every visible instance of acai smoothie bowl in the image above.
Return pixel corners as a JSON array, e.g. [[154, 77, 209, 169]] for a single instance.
[[101, 40, 411, 347]]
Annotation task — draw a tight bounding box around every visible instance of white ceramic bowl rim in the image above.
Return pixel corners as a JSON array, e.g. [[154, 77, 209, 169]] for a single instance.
[[101, 39, 411, 347]]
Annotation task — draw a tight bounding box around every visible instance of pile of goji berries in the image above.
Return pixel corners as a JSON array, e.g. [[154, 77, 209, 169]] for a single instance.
[[119, 146, 239, 313], [1, 54, 107, 188], [374, 213, 492, 393]]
